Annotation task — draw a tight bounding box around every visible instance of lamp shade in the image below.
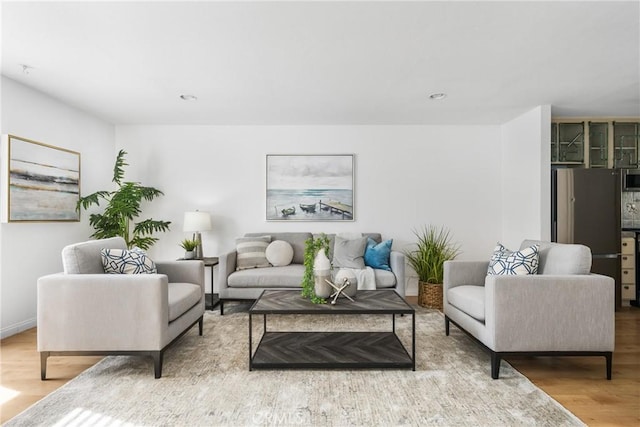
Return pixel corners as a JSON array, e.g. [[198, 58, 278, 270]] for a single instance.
[[183, 211, 212, 232]]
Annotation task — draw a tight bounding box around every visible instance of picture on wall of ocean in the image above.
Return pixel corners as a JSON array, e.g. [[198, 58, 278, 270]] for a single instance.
[[5, 135, 80, 222], [266, 154, 354, 221]]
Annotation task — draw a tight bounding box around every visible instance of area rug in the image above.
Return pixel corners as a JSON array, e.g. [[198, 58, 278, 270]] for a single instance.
[[7, 306, 584, 426]]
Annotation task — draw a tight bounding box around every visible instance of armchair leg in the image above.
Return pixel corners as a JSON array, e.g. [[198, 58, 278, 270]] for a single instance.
[[40, 352, 50, 380], [445, 316, 450, 336], [153, 351, 163, 379], [198, 316, 204, 336], [605, 352, 613, 380], [491, 352, 501, 379]]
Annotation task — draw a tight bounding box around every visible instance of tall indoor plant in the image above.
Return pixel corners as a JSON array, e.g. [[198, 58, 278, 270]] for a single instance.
[[77, 149, 171, 250], [405, 225, 460, 309]]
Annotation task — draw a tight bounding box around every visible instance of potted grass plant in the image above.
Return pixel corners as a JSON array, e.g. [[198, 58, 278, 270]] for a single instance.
[[405, 225, 460, 309], [180, 239, 198, 259]]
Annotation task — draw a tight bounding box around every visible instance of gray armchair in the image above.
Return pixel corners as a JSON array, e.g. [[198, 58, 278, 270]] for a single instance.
[[443, 240, 615, 379], [37, 237, 205, 379]]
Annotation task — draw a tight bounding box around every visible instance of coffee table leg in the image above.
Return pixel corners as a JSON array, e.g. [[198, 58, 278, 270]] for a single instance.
[[412, 312, 416, 371], [249, 313, 253, 371], [392, 313, 396, 333]]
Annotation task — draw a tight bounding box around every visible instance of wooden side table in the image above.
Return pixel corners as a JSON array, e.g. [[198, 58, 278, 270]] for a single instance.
[[178, 256, 219, 310]]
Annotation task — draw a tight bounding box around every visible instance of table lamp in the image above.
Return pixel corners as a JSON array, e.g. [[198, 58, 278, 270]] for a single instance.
[[183, 211, 212, 259]]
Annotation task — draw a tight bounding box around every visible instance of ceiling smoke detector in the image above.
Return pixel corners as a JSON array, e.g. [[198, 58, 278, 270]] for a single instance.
[[180, 94, 198, 101]]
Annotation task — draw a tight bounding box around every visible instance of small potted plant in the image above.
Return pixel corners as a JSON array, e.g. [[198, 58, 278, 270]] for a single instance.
[[405, 225, 460, 310], [180, 239, 198, 260]]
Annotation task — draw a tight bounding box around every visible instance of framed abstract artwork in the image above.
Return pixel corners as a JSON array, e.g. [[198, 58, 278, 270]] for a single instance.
[[3, 135, 80, 222], [266, 154, 354, 221]]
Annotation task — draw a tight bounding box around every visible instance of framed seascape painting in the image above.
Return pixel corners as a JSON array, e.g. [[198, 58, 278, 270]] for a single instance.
[[266, 154, 354, 221], [4, 135, 80, 222]]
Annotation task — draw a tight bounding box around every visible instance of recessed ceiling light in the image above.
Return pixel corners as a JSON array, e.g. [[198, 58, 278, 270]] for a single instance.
[[180, 94, 198, 101], [429, 93, 447, 100], [20, 64, 33, 75]]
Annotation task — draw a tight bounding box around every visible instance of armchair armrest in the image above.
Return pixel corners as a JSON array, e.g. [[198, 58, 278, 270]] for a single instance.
[[444, 260, 489, 290], [218, 250, 237, 291], [37, 273, 169, 351], [485, 274, 615, 352], [389, 251, 405, 297], [156, 260, 204, 293]]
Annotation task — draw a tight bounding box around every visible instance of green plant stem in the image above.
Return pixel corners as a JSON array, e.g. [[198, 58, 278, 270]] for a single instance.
[[301, 234, 330, 304]]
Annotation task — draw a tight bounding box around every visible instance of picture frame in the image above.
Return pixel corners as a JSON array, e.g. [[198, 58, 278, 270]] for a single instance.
[[266, 154, 354, 221], [3, 135, 81, 222]]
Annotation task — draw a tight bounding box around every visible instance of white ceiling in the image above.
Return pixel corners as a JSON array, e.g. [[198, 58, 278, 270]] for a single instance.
[[2, 1, 639, 125]]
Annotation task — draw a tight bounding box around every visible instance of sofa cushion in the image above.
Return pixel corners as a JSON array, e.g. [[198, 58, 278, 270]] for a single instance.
[[168, 282, 201, 322], [101, 248, 157, 274], [321, 233, 382, 262], [447, 285, 485, 322], [62, 237, 127, 274], [236, 236, 271, 270], [487, 243, 539, 276], [265, 240, 294, 267], [333, 235, 367, 269], [228, 265, 306, 288], [364, 238, 393, 271], [373, 269, 397, 288], [246, 232, 311, 264], [520, 240, 592, 275]]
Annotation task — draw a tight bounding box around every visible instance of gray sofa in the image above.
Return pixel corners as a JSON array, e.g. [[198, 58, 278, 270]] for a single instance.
[[37, 237, 205, 379], [218, 232, 405, 314], [443, 239, 615, 379]]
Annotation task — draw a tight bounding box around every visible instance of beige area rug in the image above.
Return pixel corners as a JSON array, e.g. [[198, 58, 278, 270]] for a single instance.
[[7, 305, 584, 426]]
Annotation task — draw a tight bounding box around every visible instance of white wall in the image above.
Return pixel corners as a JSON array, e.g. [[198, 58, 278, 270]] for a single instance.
[[0, 77, 115, 338], [500, 105, 552, 249], [117, 125, 504, 295]]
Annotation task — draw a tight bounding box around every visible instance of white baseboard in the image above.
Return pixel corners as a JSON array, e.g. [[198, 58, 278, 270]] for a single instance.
[[1, 317, 36, 340]]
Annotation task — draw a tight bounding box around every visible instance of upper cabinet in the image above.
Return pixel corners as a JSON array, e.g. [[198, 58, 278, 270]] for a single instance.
[[589, 122, 609, 168], [614, 122, 639, 169], [552, 119, 639, 169]]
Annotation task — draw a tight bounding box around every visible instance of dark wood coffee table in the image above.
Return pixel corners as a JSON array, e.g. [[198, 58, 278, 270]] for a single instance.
[[248, 289, 415, 370]]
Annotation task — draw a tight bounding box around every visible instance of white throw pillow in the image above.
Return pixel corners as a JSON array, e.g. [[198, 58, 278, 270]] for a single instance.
[[265, 240, 294, 267]]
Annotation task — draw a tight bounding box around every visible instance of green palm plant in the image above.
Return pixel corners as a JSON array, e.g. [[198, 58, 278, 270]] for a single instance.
[[405, 225, 460, 284], [77, 149, 171, 250]]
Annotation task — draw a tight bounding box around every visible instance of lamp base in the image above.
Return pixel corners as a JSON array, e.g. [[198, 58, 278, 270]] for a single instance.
[[193, 232, 203, 259]]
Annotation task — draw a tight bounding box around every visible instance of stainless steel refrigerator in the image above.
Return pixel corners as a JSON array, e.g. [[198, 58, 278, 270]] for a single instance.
[[552, 168, 622, 308]]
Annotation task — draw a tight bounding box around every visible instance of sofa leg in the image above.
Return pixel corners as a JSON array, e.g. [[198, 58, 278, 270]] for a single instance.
[[40, 352, 49, 380], [490, 352, 501, 379], [444, 316, 450, 336], [605, 352, 613, 380], [198, 316, 204, 336], [220, 300, 224, 316], [153, 351, 163, 379]]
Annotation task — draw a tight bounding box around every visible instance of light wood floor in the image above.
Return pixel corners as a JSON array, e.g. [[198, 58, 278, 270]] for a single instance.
[[1, 303, 639, 425]]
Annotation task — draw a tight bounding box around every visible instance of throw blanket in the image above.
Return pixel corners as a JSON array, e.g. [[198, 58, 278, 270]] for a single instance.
[[335, 232, 377, 291], [346, 266, 377, 291]]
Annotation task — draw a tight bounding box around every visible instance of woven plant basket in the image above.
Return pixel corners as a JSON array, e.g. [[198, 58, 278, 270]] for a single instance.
[[418, 281, 443, 310]]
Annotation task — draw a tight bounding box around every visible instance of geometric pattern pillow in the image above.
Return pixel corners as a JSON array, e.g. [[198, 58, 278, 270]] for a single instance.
[[101, 247, 157, 274], [236, 235, 271, 270], [487, 243, 539, 276]]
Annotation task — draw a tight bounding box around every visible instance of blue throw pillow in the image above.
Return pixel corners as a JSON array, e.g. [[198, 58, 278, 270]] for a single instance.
[[364, 238, 392, 271]]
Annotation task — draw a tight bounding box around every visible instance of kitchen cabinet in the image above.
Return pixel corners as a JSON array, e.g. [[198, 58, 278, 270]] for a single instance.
[[551, 119, 640, 169], [614, 122, 639, 169], [551, 122, 584, 164], [621, 236, 635, 304], [588, 122, 609, 168]]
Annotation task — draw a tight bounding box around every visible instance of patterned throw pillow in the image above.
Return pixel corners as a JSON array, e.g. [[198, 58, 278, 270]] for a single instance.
[[101, 247, 157, 274], [487, 243, 539, 275], [236, 236, 271, 270]]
